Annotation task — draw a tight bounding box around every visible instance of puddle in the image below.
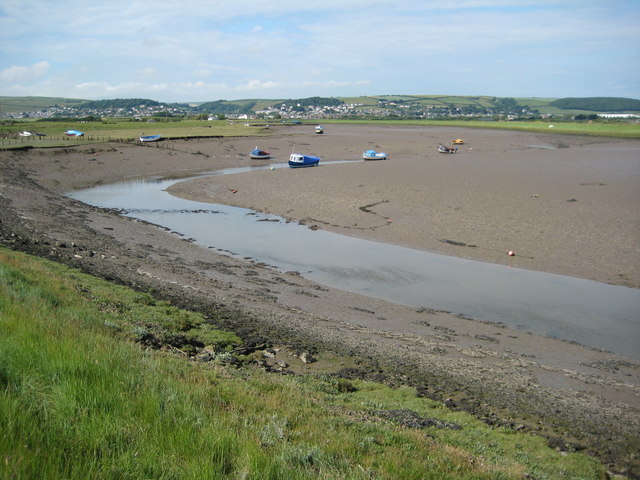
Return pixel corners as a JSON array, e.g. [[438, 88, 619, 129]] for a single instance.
[[69, 163, 640, 359]]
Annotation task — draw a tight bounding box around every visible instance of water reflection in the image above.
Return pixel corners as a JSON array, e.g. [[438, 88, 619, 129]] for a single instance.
[[70, 165, 640, 359]]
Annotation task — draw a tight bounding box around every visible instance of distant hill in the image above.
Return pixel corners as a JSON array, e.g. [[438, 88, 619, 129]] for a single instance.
[[2, 95, 639, 116], [80, 98, 164, 109], [550, 97, 640, 112], [0, 96, 88, 113]]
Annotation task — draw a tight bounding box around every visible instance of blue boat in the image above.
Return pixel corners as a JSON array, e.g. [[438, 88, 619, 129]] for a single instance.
[[363, 149, 387, 160], [65, 130, 84, 137], [140, 134, 161, 142], [289, 153, 320, 168], [250, 146, 271, 159]]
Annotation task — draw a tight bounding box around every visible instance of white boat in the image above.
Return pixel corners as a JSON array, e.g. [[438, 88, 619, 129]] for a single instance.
[[289, 153, 320, 168], [315, 125, 324, 134], [139, 134, 161, 142], [19, 131, 32, 137], [363, 149, 387, 160]]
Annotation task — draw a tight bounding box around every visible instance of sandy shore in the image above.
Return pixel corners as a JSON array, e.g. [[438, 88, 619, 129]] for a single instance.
[[1, 125, 639, 475], [169, 124, 640, 288]]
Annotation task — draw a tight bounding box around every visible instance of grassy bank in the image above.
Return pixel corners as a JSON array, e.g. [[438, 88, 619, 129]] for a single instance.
[[318, 119, 640, 139], [2, 118, 638, 151], [0, 119, 270, 149], [0, 247, 609, 479]]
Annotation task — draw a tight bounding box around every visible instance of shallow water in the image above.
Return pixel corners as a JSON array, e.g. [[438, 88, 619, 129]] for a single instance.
[[70, 163, 640, 359]]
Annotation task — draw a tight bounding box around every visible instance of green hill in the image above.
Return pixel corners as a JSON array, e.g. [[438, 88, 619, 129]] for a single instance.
[[2, 95, 639, 117]]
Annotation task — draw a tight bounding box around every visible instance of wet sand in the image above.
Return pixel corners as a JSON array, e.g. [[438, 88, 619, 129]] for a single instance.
[[169, 124, 640, 288]]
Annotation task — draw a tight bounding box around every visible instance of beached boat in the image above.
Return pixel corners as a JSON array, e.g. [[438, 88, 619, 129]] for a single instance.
[[249, 147, 271, 159], [451, 139, 464, 145], [438, 144, 457, 154], [315, 125, 324, 134], [140, 134, 161, 142], [363, 149, 388, 160], [19, 131, 32, 137], [65, 130, 84, 137], [289, 153, 320, 168]]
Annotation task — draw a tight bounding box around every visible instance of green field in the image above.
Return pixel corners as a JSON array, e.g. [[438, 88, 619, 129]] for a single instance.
[[320, 118, 640, 138], [0, 247, 608, 478], [1, 116, 638, 151], [0, 119, 272, 149]]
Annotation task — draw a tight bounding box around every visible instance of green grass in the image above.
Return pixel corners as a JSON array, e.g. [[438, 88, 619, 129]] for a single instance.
[[319, 118, 640, 138], [0, 119, 270, 149], [0, 247, 609, 478]]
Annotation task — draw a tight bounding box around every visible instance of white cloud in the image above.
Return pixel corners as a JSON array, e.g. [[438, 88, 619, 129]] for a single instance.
[[0, 1, 638, 100], [0, 61, 49, 84]]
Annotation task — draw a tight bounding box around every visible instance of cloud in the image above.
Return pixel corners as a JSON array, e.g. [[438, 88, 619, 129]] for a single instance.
[[0, 61, 49, 84], [0, 1, 638, 100]]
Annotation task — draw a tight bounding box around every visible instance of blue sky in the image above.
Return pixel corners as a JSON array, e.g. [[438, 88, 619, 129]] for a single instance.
[[1, 0, 638, 102]]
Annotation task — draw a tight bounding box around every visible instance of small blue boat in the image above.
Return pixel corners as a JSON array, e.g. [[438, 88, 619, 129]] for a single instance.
[[140, 134, 161, 142], [65, 130, 84, 137], [289, 153, 320, 168], [250, 147, 271, 159], [363, 149, 387, 160]]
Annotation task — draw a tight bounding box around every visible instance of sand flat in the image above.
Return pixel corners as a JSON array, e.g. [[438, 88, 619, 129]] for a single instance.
[[168, 124, 640, 288]]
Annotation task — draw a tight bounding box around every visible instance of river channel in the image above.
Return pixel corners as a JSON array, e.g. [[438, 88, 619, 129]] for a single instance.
[[69, 163, 640, 360]]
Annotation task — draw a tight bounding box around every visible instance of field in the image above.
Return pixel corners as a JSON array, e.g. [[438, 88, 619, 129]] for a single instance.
[[0, 247, 608, 479], [0, 119, 271, 149], [1, 117, 639, 151], [322, 118, 640, 138]]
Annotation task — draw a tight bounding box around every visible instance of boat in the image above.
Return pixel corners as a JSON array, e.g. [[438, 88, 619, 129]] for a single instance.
[[289, 153, 320, 168], [438, 144, 457, 154], [65, 130, 84, 137], [363, 149, 388, 160], [249, 147, 271, 159], [451, 139, 464, 145], [315, 125, 324, 134], [19, 131, 32, 137], [139, 134, 161, 142]]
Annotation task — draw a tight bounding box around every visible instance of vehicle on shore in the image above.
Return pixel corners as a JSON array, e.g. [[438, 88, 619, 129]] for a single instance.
[[289, 153, 320, 168], [363, 149, 388, 160], [438, 144, 457, 154], [249, 147, 271, 159]]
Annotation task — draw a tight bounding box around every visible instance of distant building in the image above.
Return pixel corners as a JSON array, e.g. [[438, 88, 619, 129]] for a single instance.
[[598, 113, 640, 119]]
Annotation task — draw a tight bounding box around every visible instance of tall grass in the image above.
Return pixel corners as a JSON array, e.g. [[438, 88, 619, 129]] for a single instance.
[[0, 248, 607, 478]]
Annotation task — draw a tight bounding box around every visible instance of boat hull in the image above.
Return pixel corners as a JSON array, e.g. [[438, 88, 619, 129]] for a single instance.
[[289, 153, 320, 168], [140, 135, 161, 142], [363, 150, 387, 160], [250, 148, 271, 159]]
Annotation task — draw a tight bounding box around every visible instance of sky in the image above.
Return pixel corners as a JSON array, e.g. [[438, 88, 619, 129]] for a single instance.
[[1, 0, 639, 102]]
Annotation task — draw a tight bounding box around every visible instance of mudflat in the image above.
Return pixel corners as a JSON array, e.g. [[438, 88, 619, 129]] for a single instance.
[[1, 124, 639, 476], [169, 124, 640, 288]]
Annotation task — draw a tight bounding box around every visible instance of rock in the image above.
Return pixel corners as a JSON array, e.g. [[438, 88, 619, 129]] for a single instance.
[[299, 352, 316, 364]]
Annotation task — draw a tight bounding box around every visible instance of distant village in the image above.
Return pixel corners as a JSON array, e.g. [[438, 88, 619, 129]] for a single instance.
[[3, 97, 639, 121]]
